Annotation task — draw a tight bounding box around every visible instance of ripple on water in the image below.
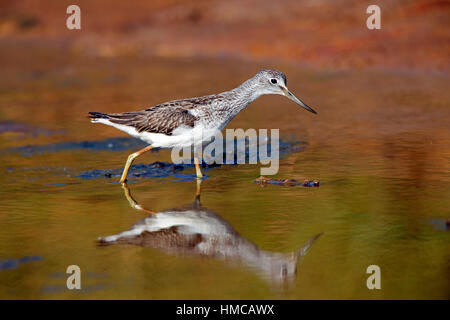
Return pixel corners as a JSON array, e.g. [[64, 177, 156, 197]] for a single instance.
[[5, 137, 149, 156], [0, 256, 42, 271]]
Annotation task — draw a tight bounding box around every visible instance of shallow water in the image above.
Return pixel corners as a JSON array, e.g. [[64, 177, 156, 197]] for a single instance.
[[0, 48, 449, 299]]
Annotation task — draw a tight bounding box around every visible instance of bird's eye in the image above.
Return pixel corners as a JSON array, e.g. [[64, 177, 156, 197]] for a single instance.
[[270, 79, 277, 84]]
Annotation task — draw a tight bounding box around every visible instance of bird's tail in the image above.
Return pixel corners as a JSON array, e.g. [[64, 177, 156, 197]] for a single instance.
[[88, 111, 110, 120]]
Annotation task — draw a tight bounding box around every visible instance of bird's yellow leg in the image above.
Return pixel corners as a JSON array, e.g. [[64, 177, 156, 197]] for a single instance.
[[192, 178, 202, 208], [121, 182, 156, 214], [196, 178, 202, 198], [119, 145, 153, 183], [194, 156, 203, 179]]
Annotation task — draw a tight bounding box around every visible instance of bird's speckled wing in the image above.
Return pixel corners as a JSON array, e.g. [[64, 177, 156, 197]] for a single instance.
[[89, 93, 228, 135], [89, 103, 200, 135]]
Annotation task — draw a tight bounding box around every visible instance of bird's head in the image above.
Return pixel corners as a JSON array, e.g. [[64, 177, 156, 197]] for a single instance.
[[252, 69, 317, 114]]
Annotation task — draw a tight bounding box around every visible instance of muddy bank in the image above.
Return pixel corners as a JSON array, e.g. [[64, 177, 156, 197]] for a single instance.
[[0, 0, 448, 72]]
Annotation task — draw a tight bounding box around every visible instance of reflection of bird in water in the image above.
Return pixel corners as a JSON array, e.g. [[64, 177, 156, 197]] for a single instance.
[[89, 69, 317, 183], [99, 181, 321, 283]]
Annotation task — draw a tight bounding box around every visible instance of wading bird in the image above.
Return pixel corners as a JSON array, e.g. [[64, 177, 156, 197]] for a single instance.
[[89, 69, 316, 182]]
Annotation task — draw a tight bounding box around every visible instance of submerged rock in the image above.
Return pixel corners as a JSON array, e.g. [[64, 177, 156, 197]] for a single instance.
[[253, 176, 320, 187], [77, 161, 195, 181]]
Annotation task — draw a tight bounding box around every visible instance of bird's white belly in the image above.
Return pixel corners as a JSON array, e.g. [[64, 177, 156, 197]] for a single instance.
[[94, 119, 219, 149], [143, 124, 220, 148], [100, 210, 233, 243]]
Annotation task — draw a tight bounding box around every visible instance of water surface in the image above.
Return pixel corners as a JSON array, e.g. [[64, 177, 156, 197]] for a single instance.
[[0, 48, 449, 299]]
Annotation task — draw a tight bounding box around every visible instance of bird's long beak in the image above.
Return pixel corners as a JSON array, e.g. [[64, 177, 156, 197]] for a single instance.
[[281, 87, 317, 114]]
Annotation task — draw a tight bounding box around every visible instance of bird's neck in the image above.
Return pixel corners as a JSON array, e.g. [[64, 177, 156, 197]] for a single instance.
[[226, 78, 263, 112], [203, 77, 263, 129]]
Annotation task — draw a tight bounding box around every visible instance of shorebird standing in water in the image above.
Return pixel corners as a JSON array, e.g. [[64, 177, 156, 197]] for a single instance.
[[89, 69, 316, 183]]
